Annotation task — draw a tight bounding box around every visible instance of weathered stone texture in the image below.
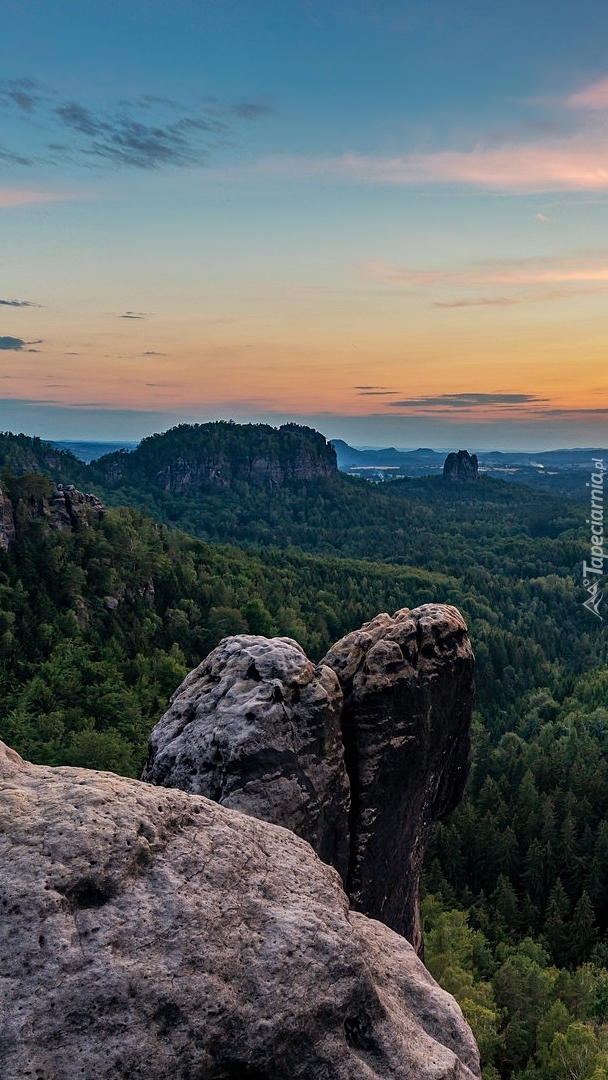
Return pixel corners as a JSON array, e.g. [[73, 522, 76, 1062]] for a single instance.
[[322, 604, 475, 955], [142, 634, 351, 881], [144, 605, 475, 957], [0, 741, 480, 1080], [51, 483, 105, 530]]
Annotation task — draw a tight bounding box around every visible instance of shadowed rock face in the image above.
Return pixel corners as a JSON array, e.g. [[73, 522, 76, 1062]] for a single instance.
[[0, 482, 104, 549], [51, 484, 105, 530], [142, 635, 351, 881], [143, 605, 475, 957], [0, 484, 16, 550], [0, 741, 480, 1080], [443, 450, 479, 482], [322, 604, 475, 956]]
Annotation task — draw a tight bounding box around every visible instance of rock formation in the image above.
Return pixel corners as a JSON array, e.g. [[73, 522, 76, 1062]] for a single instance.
[[0, 483, 16, 551], [322, 604, 475, 955], [0, 740, 480, 1080], [0, 480, 104, 549], [50, 483, 105, 530], [443, 450, 479, 482], [141, 634, 351, 882], [143, 604, 475, 956], [95, 421, 338, 492]]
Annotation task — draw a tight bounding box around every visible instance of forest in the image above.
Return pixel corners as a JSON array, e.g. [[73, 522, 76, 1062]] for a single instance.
[[0, 424, 607, 1079]]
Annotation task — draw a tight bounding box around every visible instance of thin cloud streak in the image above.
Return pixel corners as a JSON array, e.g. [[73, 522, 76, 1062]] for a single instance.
[[387, 392, 547, 410], [361, 253, 608, 291], [0, 188, 72, 208], [232, 73, 608, 193], [0, 298, 40, 307]]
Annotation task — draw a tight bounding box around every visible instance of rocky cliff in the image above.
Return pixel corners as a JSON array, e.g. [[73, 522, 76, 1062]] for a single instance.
[[143, 604, 475, 956], [0, 479, 104, 549], [322, 605, 474, 955], [92, 421, 338, 492], [0, 740, 480, 1080], [443, 450, 479, 482]]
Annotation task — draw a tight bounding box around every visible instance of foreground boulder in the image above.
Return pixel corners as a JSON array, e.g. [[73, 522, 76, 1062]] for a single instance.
[[141, 635, 351, 881], [144, 604, 475, 955], [323, 604, 475, 955], [0, 741, 480, 1079]]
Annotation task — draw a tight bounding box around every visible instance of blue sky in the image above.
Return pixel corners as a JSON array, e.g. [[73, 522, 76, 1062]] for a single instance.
[[2, 0, 608, 448]]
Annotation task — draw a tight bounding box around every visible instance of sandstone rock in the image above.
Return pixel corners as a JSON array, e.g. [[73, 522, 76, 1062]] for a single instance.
[[0, 740, 480, 1080], [144, 608, 475, 957], [322, 604, 475, 955], [0, 483, 16, 551], [142, 635, 351, 881], [443, 450, 479, 482], [51, 483, 105, 530]]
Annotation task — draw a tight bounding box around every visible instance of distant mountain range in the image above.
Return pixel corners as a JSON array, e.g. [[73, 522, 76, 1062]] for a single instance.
[[330, 439, 607, 498], [51, 440, 138, 463], [26, 430, 608, 502]]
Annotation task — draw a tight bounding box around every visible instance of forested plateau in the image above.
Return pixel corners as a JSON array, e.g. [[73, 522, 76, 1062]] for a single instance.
[[1, 424, 608, 1079]]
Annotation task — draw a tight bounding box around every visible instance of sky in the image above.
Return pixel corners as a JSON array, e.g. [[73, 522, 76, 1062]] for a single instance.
[[2, 0, 608, 450]]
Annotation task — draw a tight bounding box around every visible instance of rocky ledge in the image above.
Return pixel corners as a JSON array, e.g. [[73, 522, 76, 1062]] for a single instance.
[[0, 740, 480, 1080], [143, 604, 475, 956]]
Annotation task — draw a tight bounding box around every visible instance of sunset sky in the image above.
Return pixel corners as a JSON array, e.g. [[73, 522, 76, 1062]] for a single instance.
[[2, 0, 608, 449]]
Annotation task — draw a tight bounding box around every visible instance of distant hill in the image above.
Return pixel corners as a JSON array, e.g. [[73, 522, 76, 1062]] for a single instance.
[[330, 439, 444, 478], [331, 438, 608, 498], [88, 421, 337, 493], [0, 431, 84, 482], [50, 440, 138, 463]]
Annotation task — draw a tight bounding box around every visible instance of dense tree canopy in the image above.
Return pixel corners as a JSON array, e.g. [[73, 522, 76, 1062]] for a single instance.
[[0, 424, 606, 1080]]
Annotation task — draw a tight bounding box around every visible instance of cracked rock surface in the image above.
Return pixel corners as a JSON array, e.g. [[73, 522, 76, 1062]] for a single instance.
[[1, 741, 480, 1080], [142, 634, 351, 882], [323, 604, 475, 955], [144, 605, 475, 956]]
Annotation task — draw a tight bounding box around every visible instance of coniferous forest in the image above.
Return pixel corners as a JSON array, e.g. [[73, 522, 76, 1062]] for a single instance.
[[1, 424, 608, 1079]]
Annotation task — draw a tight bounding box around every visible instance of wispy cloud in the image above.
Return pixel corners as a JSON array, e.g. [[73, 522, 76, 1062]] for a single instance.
[[387, 392, 546, 410], [360, 252, 608, 307], [0, 79, 272, 171], [0, 298, 40, 307], [432, 297, 522, 308], [226, 73, 608, 194], [248, 141, 608, 192], [0, 335, 42, 350], [566, 76, 608, 111], [354, 384, 398, 395]]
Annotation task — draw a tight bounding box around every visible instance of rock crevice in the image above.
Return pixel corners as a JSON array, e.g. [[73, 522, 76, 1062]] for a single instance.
[[143, 603, 475, 954]]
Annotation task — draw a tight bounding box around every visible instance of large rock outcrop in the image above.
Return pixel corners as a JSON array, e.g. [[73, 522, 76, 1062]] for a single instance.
[[143, 604, 475, 956], [322, 604, 474, 955], [142, 635, 351, 881], [443, 450, 478, 482], [94, 422, 338, 492], [0, 741, 480, 1079], [0, 480, 104, 549], [50, 483, 105, 530]]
